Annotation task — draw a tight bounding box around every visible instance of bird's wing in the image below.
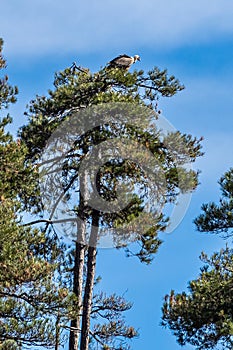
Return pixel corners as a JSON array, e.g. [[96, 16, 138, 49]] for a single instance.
[[115, 54, 132, 59], [109, 54, 133, 67]]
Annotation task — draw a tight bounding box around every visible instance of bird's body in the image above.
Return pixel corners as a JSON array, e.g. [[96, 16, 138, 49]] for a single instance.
[[108, 54, 141, 70]]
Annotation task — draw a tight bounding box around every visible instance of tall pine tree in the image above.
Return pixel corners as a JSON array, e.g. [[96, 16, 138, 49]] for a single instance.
[[20, 59, 203, 349], [0, 39, 74, 350]]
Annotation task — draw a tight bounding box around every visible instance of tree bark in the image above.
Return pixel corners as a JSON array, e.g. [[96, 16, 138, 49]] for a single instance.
[[80, 211, 99, 350], [68, 239, 85, 350], [55, 313, 60, 350], [69, 173, 88, 350]]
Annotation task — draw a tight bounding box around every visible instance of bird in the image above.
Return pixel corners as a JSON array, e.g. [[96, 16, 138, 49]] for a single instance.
[[107, 54, 141, 70]]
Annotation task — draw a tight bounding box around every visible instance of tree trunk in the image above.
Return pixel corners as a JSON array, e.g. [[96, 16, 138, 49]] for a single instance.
[[69, 173, 88, 350], [68, 239, 85, 350], [80, 211, 99, 350], [55, 313, 60, 350]]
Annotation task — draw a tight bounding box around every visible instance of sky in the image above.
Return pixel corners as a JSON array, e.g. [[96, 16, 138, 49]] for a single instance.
[[1, 1, 233, 349]]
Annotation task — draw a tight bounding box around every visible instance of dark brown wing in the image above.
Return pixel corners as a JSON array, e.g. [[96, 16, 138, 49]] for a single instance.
[[108, 54, 133, 68]]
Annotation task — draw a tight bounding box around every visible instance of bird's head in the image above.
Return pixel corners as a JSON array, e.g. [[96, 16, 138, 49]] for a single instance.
[[133, 55, 141, 62]]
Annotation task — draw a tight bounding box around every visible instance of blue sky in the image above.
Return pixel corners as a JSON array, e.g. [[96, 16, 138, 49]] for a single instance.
[[1, 1, 233, 349]]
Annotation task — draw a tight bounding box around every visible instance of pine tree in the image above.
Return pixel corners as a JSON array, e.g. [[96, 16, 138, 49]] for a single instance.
[[161, 169, 233, 350], [194, 168, 233, 236], [19, 60, 203, 349], [0, 39, 73, 350]]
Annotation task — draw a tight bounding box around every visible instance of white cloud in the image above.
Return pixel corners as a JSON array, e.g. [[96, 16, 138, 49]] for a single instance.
[[1, 0, 233, 57]]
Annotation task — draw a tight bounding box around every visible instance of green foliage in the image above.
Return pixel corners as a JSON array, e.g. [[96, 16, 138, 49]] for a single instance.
[[20, 63, 202, 263], [125, 222, 165, 264], [1, 228, 72, 347], [162, 170, 233, 350], [0, 117, 38, 208], [20, 65, 185, 161], [162, 247, 233, 350], [0, 39, 74, 349], [0, 39, 18, 109], [195, 168, 233, 236], [90, 292, 138, 349]]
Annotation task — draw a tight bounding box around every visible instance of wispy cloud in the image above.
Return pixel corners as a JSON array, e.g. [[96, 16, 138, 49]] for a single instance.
[[1, 0, 233, 57]]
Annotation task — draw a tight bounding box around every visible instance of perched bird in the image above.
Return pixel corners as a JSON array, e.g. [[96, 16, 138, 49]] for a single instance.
[[108, 54, 141, 70]]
